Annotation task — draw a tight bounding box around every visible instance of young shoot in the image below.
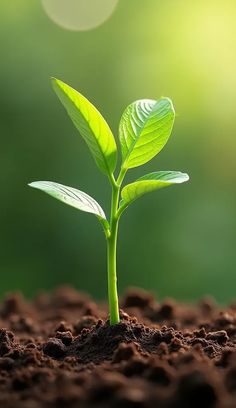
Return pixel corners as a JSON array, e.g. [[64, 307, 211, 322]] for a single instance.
[[29, 78, 189, 325]]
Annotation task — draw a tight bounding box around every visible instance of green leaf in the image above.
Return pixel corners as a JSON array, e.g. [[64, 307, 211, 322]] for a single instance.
[[52, 78, 117, 176], [121, 171, 189, 207], [29, 181, 107, 220], [119, 98, 175, 169]]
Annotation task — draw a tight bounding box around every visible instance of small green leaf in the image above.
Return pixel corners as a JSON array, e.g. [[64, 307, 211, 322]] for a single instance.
[[52, 78, 117, 176], [29, 181, 107, 220], [121, 171, 189, 207], [119, 98, 175, 169]]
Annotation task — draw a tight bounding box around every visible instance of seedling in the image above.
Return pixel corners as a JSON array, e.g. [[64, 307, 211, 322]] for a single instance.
[[29, 79, 189, 325]]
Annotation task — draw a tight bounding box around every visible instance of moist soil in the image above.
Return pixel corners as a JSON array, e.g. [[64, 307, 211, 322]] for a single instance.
[[0, 287, 236, 407]]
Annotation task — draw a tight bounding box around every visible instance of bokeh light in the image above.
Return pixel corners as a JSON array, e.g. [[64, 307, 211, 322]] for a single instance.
[[41, 0, 119, 31]]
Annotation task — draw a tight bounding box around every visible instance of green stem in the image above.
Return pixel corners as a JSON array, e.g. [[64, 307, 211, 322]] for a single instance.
[[106, 168, 127, 325], [107, 183, 119, 324]]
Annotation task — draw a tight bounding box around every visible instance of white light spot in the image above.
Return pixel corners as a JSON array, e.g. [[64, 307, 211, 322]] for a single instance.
[[41, 0, 119, 31]]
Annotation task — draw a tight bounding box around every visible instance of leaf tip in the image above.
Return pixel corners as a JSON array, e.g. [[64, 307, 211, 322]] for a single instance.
[[28, 181, 38, 189], [178, 172, 190, 184], [51, 77, 64, 92], [160, 96, 175, 114], [50, 76, 57, 84]]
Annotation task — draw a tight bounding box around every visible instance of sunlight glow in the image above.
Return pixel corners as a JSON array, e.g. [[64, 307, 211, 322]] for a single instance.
[[41, 0, 119, 31]]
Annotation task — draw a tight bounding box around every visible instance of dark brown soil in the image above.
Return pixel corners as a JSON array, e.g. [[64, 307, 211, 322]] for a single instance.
[[1, 287, 236, 407]]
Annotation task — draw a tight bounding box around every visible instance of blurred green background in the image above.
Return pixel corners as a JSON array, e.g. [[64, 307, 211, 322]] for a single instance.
[[1, 0, 236, 302]]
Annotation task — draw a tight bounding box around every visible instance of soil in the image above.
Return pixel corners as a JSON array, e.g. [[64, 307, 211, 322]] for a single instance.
[[0, 287, 236, 407]]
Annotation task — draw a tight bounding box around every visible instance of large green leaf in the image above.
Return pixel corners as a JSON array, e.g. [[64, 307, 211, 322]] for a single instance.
[[119, 98, 175, 169], [29, 181, 107, 220], [52, 78, 117, 176], [121, 171, 189, 207]]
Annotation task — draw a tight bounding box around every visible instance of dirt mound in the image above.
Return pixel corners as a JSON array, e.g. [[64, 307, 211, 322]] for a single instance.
[[0, 286, 236, 407]]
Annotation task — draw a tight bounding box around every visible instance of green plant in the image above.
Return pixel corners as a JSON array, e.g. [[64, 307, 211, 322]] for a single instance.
[[29, 78, 189, 325]]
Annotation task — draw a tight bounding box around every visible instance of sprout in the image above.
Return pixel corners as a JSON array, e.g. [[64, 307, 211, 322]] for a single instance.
[[29, 78, 189, 325]]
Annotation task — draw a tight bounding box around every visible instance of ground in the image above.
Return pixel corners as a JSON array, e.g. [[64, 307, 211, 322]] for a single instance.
[[0, 286, 236, 407]]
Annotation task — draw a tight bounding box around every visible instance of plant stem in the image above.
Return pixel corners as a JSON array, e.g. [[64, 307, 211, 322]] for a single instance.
[[107, 169, 127, 325], [107, 182, 120, 325]]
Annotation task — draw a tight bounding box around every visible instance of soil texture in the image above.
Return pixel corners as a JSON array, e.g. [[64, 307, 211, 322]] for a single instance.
[[0, 286, 236, 407]]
